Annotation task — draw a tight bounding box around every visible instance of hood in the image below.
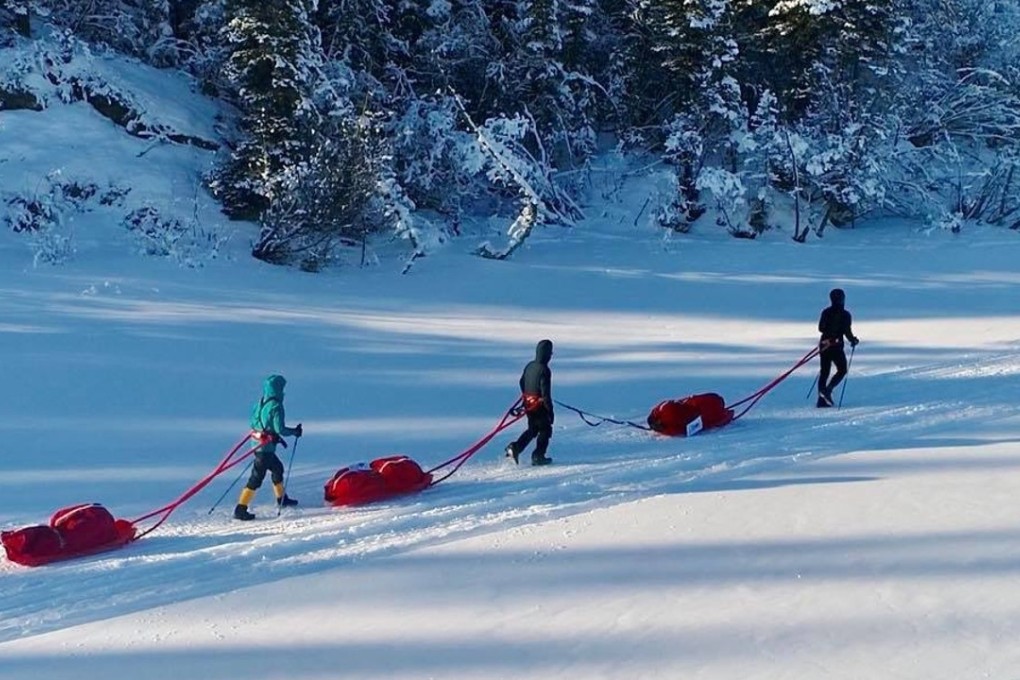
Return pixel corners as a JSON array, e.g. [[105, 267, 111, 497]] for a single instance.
[[829, 288, 846, 307], [535, 339, 553, 364], [263, 374, 287, 400]]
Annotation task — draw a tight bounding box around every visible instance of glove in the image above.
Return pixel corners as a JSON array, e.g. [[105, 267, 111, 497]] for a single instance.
[[294, 423, 303, 438], [850, 337, 860, 348]]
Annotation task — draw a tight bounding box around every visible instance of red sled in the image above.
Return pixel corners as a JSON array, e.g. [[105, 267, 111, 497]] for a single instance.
[[324, 456, 433, 507], [2, 503, 136, 567], [647, 393, 734, 437]]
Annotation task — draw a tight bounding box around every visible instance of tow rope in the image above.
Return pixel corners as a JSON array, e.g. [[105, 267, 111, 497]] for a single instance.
[[560, 345, 822, 430], [727, 345, 821, 421], [554, 401, 652, 431], [426, 398, 525, 486], [130, 432, 259, 539]]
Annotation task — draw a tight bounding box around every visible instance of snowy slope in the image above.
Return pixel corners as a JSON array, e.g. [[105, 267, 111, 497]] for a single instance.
[[1, 215, 1019, 678], [3, 54, 1020, 679], [6, 441, 1020, 679]]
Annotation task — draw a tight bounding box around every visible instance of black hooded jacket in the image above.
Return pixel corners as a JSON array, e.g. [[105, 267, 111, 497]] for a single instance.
[[520, 340, 553, 414], [818, 290, 857, 347]]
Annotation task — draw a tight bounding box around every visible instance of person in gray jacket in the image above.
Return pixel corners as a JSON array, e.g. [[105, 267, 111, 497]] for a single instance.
[[505, 340, 554, 466]]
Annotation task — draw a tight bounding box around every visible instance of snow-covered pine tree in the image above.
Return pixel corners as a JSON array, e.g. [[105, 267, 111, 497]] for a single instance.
[[168, 0, 230, 84], [761, 0, 901, 117], [212, 0, 318, 221], [639, 0, 743, 232], [477, 0, 604, 167], [254, 112, 382, 268]]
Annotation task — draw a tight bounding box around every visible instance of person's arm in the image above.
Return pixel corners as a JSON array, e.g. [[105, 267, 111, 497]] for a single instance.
[[542, 368, 553, 423], [271, 403, 300, 437], [844, 311, 859, 346]]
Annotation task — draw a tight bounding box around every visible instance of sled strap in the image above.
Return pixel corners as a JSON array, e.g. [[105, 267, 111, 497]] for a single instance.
[[727, 345, 821, 421], [555, 400, 652, 431], [129, 432, 258, 540], [427, 399, 525, 486]]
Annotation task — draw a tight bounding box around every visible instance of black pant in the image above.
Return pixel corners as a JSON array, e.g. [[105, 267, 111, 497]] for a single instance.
[[246, 451, 284, 490], [513, 408, 552, 459], [818, 345, 848, 394]]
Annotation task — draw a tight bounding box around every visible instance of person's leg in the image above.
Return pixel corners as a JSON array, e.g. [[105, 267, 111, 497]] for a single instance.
[[818, 352, 833, 394], [532, 410, 553, 464], [261, 452, 286, 502], [817, 351, 834, 406], [513, 413, 540, 452], [235, 453, 268, 519], [826, 349, 849, 392]]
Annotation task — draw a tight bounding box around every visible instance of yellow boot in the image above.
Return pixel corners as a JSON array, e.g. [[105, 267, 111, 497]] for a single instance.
[[274, 482, 298, 508], [234, 488, 256, 521]]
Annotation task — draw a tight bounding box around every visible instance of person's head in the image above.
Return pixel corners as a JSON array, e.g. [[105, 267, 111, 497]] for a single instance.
[[535, 339, 553, 364], [263, 374, 287, 400], [829, 288, 846, 307]]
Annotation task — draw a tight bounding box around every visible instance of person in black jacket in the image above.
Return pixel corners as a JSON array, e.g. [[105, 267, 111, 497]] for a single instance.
[[505, 339, 554, 466], [817, 288, 860, 408]]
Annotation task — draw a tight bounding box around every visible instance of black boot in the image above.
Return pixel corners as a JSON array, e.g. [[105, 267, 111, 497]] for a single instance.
[[234, 503, 256, 521], [505, 443, 520, 465], [816, 396, 831, 408], [277, 494, 298, 507], [531, 455, 553, 466]]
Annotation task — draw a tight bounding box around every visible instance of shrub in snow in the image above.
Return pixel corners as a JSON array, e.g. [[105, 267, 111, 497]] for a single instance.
[[98, 184, 131, 207], [654, 118, 706, 233], [123, 205, 227, 268], [891, 69, 1020, 230], [459, 104, 582, 259], [4, 172, 94, 230], [698, 167, 756, 238], [390, 97, 481, 219], [2, 172, 87, 265], [29, 227, 75, 266], [932, 211, 964, 234], [249, 115, 382, 270], [5, 193, 58, 233]]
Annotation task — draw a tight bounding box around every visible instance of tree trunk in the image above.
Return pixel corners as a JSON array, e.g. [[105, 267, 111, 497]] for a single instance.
[[13, 4, 32, 37], [784, 129, 807, 243]]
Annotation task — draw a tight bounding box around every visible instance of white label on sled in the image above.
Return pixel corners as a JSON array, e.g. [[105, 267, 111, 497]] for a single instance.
[[686, 416, 704, 437]]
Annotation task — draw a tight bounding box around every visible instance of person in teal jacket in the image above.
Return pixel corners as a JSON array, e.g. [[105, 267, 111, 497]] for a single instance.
[[235, 374, 303, 520]]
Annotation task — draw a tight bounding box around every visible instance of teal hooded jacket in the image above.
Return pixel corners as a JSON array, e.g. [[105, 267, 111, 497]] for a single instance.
[[250, 374, 299, 454]]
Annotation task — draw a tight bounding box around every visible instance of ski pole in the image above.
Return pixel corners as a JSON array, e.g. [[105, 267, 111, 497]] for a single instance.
[[277, 436, 300, 517], [805, 340, 831, 401], [207, 460, 253, 515], [838, 345, 856, 409], [805, 373, 819, 401]]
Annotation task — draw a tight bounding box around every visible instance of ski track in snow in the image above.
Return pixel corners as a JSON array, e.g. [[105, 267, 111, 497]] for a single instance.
[[3, 349, 1018, 642]]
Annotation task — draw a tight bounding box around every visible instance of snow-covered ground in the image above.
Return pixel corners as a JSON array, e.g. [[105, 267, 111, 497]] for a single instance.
[[2, 62, 1020, 679]]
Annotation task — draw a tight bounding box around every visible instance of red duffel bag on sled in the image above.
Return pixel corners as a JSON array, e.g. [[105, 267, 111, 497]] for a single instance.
[[2, 503, 136, 567], [324, 456, 433, 507], [647, 393, 734, 437]]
